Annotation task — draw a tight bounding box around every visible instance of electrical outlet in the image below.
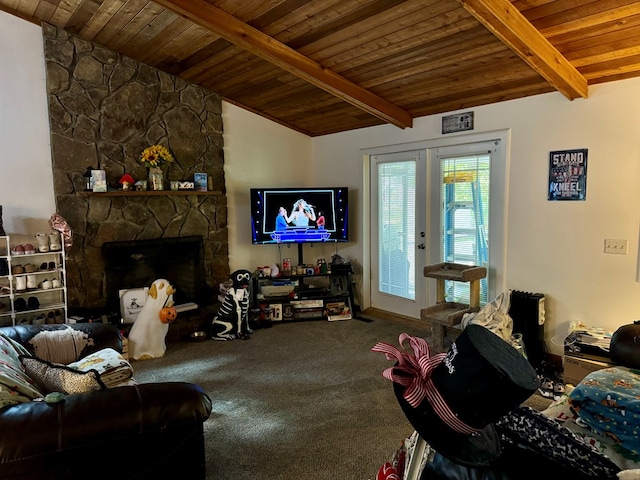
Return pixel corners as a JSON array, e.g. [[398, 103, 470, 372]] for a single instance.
[[604, 239, 628, 255]]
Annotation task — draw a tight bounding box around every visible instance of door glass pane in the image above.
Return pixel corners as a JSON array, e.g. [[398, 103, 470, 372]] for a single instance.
[[378, 161, 415, 300], [439, 154, 490, 304]]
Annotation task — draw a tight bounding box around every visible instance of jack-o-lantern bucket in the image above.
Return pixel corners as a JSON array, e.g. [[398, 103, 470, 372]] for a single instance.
[[159, 306, 178, 323]]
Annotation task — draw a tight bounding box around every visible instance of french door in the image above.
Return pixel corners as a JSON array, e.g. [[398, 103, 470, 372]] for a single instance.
[[370, 151, 429, 318], [368, 134, 507, 319], [431, 141, 497, 306]]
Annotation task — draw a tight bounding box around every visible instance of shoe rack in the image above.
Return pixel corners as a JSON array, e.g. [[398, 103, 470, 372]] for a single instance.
[[0, 234, 68, 327]]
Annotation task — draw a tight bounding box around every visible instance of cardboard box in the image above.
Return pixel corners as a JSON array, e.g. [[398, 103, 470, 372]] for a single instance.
[[563, 354, 615, 385]]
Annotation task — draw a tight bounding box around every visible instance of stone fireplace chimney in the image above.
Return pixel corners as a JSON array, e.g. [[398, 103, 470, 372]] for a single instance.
[[42, 24, 229, 311]]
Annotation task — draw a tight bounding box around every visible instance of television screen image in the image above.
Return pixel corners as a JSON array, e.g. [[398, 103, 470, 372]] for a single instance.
[[250, 187, 348, 244]]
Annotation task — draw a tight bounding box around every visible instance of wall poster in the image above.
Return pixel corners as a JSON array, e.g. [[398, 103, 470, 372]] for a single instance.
[[548, 148, 588, 201]]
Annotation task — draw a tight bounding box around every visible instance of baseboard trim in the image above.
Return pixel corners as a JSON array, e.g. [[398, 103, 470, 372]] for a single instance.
[[359, 307, 431, 333]]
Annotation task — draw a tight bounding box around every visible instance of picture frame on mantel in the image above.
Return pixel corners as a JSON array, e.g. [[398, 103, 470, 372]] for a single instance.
[[91, 170, 107, 192], [194, 173, 208, 192]]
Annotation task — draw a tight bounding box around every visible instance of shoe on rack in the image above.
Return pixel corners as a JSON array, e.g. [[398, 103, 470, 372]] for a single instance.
[[0, 259, 7, 276], [26, 275, 37, 290], [23, 263, 37, 273], [14, 298, 27, 312], [12, 265, 24, 275], [40, 279, 51, 290], [23, 244, 36, 255], [49, 232, 62, 251], [27, 296, 40, 310], [15, 276, 26, 291], [11, 245, 25, 255], [35, 233, 49, 253], [51, 278, 61, 288]]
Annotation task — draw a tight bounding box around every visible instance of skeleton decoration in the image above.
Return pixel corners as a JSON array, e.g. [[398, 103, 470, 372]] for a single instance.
[[211, 269, 253, 340]]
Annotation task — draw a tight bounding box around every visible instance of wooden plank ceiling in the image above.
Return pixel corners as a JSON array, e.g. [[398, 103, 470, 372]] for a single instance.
[[2, 0, 640, 136]]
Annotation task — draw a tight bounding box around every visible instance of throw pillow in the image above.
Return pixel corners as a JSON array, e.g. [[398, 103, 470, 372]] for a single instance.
[[0, 333, 43, 407], [20, 356, 105, 395], [68, 348, 134, 388]]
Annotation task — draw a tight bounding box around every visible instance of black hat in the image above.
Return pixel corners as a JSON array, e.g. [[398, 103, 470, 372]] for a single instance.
[[373, 325, 539, 466], [610, 322, 640, 369]]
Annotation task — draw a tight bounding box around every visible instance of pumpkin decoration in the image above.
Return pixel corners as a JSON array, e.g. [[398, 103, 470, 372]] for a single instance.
[[159, 306, 178, 323]]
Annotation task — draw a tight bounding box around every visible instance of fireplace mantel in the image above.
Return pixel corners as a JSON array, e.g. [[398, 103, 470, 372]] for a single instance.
[[76, 191, 224, 197]]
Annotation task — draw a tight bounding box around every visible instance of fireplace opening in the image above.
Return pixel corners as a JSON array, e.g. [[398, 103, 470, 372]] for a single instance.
[[102, 236, 212, 317]]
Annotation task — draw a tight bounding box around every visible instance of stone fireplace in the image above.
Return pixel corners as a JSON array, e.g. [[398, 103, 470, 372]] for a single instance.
[[42, 24, 230, 310]]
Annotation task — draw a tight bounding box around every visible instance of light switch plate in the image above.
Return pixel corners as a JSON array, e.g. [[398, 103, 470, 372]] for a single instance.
[[604, 238, 628, 255]]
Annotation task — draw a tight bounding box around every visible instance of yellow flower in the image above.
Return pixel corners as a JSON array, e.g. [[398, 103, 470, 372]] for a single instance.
[[139, 145, 174, 169]]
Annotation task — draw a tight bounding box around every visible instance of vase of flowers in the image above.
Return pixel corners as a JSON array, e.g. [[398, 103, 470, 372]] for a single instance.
[[140, 145, 174, 191]]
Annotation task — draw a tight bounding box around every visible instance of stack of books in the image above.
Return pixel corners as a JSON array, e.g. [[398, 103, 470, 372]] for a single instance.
[[324, 301, 351, 321]]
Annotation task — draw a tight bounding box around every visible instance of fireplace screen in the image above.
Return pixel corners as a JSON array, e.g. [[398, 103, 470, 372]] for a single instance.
[[102, 236, 209, 315]]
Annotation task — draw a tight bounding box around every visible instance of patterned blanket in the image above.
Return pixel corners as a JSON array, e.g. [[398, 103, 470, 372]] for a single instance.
[[568, 366, 640, 459]]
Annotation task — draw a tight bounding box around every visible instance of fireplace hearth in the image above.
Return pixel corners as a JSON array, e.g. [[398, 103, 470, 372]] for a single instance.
[[102, 236, 212, 317]]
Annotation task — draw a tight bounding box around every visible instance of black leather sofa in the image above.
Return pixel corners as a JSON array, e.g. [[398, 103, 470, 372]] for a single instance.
[[0, 324, 212, 480]]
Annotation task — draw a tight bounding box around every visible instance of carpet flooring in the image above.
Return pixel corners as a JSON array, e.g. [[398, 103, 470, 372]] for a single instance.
[[131, 316, 549, 480]]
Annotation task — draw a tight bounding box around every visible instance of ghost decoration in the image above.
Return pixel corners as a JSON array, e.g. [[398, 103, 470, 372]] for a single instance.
[[128, 279, 176, 360]]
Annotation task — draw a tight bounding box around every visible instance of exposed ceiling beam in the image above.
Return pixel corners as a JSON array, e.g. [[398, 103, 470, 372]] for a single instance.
[[152, 0, 413, 129], [457, 0, 588, 100]]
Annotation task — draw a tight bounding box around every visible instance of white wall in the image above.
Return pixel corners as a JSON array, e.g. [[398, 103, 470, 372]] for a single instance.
[[0, 11, 55, 236], [223, 103, 312, 271], [311, 80, 640, 352], [4, 10, 640, 353]]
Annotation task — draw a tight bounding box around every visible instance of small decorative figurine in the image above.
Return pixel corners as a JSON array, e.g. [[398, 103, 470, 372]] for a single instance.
[[119, 173, 135, 191]]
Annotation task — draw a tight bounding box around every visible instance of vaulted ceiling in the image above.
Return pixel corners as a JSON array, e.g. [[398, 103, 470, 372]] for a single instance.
[[2, 0, 640, 136]]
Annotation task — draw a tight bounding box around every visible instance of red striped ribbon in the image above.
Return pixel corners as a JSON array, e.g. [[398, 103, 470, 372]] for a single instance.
[[372, 333, 478, 435]]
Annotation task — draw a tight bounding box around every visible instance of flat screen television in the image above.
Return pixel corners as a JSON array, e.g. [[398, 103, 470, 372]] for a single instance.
[[250, 187, 348, 245]]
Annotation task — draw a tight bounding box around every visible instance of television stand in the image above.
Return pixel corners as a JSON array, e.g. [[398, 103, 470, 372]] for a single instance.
[[253, 268, 355, 322]]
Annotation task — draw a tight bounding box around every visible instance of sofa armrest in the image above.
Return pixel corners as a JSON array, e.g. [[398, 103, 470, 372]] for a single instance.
[[0, 382, 212, 462], [0, 323, 122, 357]]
